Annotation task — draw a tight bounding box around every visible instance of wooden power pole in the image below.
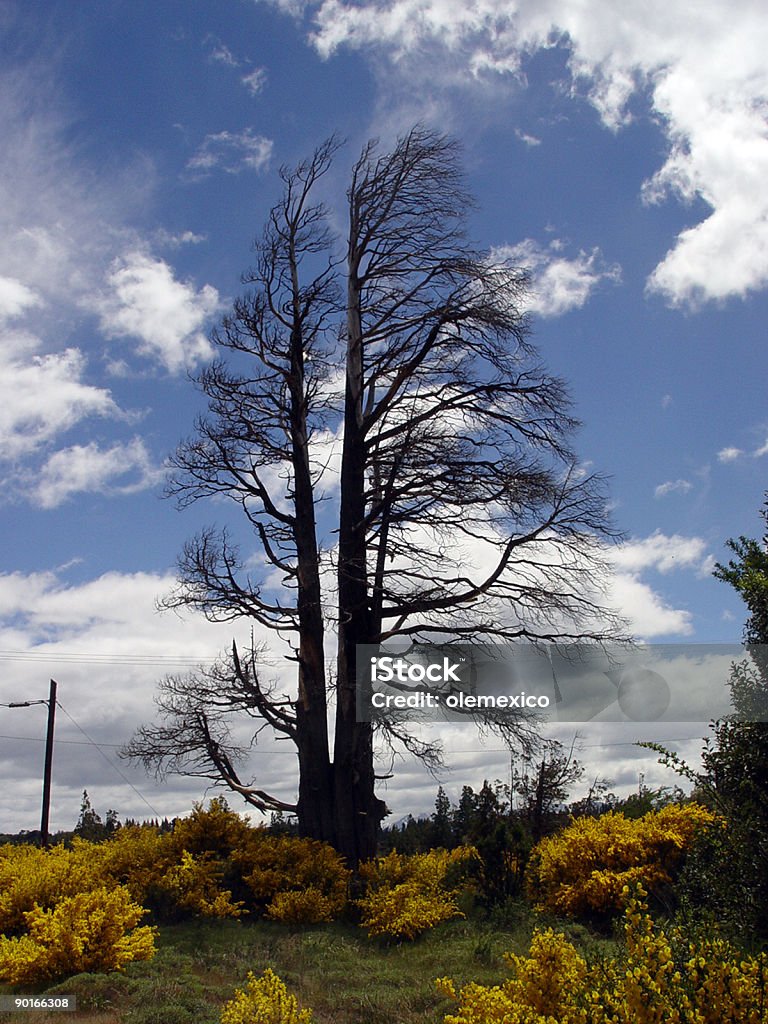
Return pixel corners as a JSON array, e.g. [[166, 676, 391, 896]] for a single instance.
[[40, 679, 57, 848]]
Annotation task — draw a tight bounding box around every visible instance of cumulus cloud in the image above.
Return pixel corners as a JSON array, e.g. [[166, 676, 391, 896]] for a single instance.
[[0, 332, 120, 460], [186, 129, 273, 177], [492, 239, 620, 317], [611, 532, 712, 577], [273, 0, 768, 307], [654, 478, 692, 499], [0, 565, 311, 831], [605, 571, 693, 637], [605, 531, 716, 638], [27, 439, 163, 509], [97, 251, 220, 373], [0, 276, 41, 322], [717, 446, 743, 463]]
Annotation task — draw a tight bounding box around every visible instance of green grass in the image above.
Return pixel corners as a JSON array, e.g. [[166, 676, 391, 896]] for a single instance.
[[2, 909, 614, 1024]]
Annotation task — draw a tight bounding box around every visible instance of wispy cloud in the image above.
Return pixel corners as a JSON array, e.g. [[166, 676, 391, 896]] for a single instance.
[[241, 68, 268, 96], [186, 129, 273, 177], [28, 439, 163, 509], [654, 478, 692, 499], [717, 446, 743, 463], [514, 128, 541, 147], [492, 239, 620, 317], [207, 41, 241, 68]]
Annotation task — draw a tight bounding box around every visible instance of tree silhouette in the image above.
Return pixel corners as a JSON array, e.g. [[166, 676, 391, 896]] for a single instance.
[[124, 127, 624, 863]]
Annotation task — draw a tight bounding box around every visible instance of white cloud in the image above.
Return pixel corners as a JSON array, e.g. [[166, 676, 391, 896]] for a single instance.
[[0, 276, 41, 322], [513, 128, 541, 147], [606, 572, 693, 637], [0, 62, 153, 310], [492, 239, 620, 317], [98, 251, 220, 373], [207, 41, 241, 67], [153, 229, 207, 249], [605, 531, 716, 638], [0, 332, 120, 460], [654, 478, 692, 499], [611, 532, 711, 576], [283, 0, 768, 307], [28, 439, 163, 509], [0, 567, 295, 830], [717, 446, 743, 463], [754, 438, 768, 458], [241, 68, 268, 95], [186, 129, 273, 176]]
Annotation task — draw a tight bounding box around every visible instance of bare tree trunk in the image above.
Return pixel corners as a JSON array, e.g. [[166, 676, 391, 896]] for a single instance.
[[334, 246, 387, 863]]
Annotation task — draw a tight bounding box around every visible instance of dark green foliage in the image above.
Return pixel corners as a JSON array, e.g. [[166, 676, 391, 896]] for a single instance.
[[661, 492, 768, 944], [379, 747, 588, 907], [73, 790, 120, 843]]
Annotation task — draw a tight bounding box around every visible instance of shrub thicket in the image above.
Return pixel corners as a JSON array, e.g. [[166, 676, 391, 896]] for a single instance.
[[437, 887, 768, 1024], [525, 803, 716, 917], [0, 886, 156, 984], [357, 847, 477, 940]]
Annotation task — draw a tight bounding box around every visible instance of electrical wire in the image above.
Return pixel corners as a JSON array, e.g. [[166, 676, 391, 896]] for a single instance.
[[53, 702, 163, 818], [0, 650, 209, 666]]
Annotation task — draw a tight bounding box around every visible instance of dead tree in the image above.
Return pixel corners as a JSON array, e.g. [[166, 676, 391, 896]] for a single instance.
[[124, 126, 626, 864]]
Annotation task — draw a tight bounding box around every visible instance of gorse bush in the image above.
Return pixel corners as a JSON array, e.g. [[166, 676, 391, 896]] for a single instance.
[[0, 840, 100, 934], [235, 834, 350, 922], [357, 847, 477, 941], [161, 850, 244, 919], [266, 887, 338, 925], [525, 803, 716, 917], [437, 887, 768, 1024], [0, 800, 349, 944], [220, 968, 313, 1024], [0, 886, 156, 984]]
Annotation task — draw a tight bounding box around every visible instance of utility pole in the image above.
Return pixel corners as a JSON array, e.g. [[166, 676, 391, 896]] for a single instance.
[[40, 679, 57, 848], [4, 680, 58, 846]]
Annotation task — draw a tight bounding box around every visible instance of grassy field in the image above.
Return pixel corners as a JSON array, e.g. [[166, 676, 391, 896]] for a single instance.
[[1, 906, 611, 1024]]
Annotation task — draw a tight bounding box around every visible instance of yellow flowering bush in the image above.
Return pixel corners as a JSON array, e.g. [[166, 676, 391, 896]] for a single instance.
[[0, 885, 156, 984], [526, 804, 717, 917], [221, 968, 313, 1024], [95, 824, 175, 904], [236, 835, 350, 922], [437, 887, 768, 1024], [437, 927, 588, 1023], [0, 840, 104, 934], [266, 887, 338, 925], [161, 850, 244, 919], [357, 847, 477, 941], [0, 814, 351, 930], [168, 798, 255, 860]]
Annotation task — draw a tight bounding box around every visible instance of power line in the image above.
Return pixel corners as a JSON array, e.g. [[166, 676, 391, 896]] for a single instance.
[[54, 702, 162, 818], [0, 733, 123, 748], [0, 650, 210, 666]]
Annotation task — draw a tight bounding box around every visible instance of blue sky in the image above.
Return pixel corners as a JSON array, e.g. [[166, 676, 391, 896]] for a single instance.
[[1, 0, 767, 832]]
